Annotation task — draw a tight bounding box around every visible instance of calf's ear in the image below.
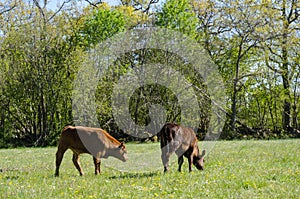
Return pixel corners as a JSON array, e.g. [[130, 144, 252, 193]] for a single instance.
[[119, 142, 125, 148]]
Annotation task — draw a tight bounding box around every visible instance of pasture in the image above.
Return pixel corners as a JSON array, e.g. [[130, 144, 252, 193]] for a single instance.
[[0, 139, 299, 198]]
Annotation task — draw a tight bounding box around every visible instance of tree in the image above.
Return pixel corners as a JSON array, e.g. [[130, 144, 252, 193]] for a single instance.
[[193, 0, 268, 137], [0, 0, 80, 146], [261, 0, 299, 131], [154, 0, 211, 136], [71, 3, 146, 135]]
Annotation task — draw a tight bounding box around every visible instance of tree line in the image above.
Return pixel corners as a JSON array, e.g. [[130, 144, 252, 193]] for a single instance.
[[0, 0, 299, 147]]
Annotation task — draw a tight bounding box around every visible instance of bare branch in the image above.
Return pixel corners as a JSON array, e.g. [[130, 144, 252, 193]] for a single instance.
[[83, 0, 103, 8], [264, 53, 283, 74], [121, 0, 159, 13], [33, 0, 45, 20], [47, 0, 72, 22], [266, 44, 282, 59], [288, 0, 299, 23], [237, 72, 262, 82], [0, 2, 16, 15], [143, 0, 159, 14]]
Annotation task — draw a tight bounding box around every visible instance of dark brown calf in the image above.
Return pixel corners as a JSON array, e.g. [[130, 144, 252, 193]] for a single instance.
[[159, 123, 205, 172], [55, 126, 128, 176]]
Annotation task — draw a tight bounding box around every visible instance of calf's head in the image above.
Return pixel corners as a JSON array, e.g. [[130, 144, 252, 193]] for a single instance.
[[114, 142, 128, 162], [193, 150, 206, 170]]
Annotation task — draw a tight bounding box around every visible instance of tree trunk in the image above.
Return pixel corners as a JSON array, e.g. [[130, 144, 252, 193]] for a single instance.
[[281, 1, 291, 130], [230, 38, 244, 134], [282, 74, 291, 130], [231, 77, 238, 133]]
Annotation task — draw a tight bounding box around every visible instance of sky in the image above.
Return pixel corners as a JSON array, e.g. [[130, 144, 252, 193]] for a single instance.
[[46, 0, 121, 10]]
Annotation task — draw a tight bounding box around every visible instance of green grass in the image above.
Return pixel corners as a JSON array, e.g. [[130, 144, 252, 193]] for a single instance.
[[0, 140, 299, 198]]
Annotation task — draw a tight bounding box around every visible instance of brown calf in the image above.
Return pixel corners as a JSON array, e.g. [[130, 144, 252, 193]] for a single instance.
[[55, 126, 127, 176], [159, 123, 205, 172]]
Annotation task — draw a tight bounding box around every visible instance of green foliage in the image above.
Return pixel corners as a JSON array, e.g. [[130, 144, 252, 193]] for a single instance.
[[0, 3, 77, 147], [94, 48, 210, 138], [0, 0, 299, 146], [75, 3, 145, 48], [80, 4, 126, 47], [156, 0, 198, 38]]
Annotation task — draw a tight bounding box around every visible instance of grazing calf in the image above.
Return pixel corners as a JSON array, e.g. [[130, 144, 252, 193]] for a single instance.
[[55, 126, 128, 176], [159, 123, 205, 172]]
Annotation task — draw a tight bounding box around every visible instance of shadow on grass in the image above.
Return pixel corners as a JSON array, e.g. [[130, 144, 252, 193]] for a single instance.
[[0, 168, 20, 180], [109, 171, 161, 179]]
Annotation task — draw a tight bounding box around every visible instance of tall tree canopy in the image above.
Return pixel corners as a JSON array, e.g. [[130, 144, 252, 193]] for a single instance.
[[0, 0, 299, 147]]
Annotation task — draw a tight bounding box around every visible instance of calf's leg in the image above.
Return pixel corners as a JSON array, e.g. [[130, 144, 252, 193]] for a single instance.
[[188, 156, 193, 172], [55, 146, 67, 177], [72, 153, 84, 176], [93, 157, 101, 175], [161, 147, 171, 172], [161, 140, 181, 172], [177, 155, 184, 172]]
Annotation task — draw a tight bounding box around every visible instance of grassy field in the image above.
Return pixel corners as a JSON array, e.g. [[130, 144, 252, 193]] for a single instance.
[[0, 139, 299, 198]]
